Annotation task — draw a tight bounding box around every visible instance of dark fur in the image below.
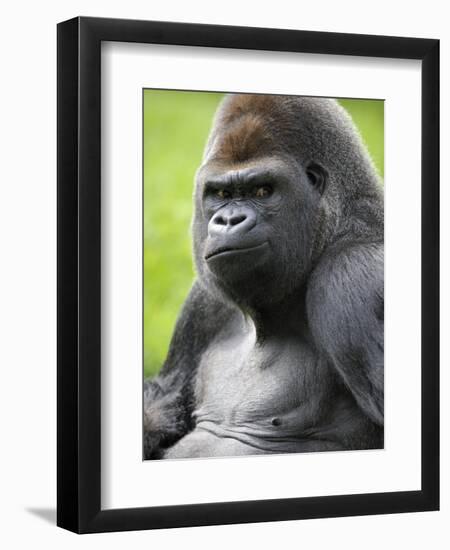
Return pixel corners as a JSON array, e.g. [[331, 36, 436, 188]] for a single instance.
[[143, 94, 384, 459]]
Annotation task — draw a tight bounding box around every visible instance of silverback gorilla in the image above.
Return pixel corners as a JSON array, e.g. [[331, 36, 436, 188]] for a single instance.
[[144, 94, 384, 459]]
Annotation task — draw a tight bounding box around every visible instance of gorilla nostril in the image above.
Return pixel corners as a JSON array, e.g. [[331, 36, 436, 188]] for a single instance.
[[213, 215, 227, 226], [229, 214, 246, 226]]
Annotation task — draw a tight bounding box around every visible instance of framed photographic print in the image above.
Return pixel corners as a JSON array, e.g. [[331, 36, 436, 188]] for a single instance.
[[57, 17, 439, 533]]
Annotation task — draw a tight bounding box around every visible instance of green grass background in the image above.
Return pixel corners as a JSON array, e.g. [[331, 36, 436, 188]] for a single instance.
[[143, 90, 384, 378]]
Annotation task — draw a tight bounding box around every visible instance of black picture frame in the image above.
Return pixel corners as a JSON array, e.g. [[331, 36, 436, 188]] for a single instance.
[[57, 16, 439, 533]]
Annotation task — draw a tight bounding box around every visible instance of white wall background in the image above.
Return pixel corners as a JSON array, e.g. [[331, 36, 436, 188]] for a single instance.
[[0, 1, 447, 548]]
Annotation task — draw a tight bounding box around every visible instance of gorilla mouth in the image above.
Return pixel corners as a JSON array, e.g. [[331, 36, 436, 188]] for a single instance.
[[205, 242, 268, 260]]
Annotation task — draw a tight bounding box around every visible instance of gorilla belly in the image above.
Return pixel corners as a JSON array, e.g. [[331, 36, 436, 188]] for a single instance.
[[164, 429, 268, 459], [164, 425, 344, 459], [163, 329, 349, 459]]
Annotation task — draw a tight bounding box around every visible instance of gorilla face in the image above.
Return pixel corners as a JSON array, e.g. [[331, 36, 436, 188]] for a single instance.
[[193, 152, 327, 307]]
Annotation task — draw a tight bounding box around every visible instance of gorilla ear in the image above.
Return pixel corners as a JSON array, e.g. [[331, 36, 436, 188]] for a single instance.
[[306, 162, 327, 195]]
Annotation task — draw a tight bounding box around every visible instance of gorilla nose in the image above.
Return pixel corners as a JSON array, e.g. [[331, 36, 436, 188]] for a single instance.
[[208, 207, 256, 236]]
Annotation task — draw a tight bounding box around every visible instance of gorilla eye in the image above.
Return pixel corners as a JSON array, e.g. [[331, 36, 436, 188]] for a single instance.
[[306, 162, 327, 194], [217, 189, 232, 199], [254, 185, 272, 198]]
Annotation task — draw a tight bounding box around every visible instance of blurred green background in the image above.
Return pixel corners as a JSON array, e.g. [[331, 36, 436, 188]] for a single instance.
[[143, 90, 384, 378]]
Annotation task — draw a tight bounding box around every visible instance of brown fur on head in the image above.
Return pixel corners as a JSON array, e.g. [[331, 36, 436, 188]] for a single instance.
[[203, 95, 283, 164], [212, 113, 275, 163]]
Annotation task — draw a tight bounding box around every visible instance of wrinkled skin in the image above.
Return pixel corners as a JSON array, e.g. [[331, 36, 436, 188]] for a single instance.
[[144, 94, 384, 459]]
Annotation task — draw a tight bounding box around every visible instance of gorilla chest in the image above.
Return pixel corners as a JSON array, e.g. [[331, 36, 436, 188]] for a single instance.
[[194, 333, 324, 431]]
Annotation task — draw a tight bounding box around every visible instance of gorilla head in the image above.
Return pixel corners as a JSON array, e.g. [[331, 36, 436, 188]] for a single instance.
[[192, 94, 383, 309]]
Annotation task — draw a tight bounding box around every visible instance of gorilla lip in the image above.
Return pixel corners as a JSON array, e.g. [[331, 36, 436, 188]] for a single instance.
[[205, 242, 268, 260]]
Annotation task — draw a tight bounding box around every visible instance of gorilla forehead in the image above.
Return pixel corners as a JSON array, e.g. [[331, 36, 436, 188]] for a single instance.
[[205, 94, 362, 167]]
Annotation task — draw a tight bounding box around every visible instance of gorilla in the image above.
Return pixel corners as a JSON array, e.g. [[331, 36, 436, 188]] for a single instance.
[[144, 94, 384, 459]]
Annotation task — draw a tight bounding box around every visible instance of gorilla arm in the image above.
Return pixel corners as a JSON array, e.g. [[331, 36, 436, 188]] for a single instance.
[[143, 281, 235, 458], [307, 242, 384, 426]]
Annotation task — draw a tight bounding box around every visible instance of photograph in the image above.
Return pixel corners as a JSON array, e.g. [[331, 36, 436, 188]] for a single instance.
[[142, 90, 385, 460]]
